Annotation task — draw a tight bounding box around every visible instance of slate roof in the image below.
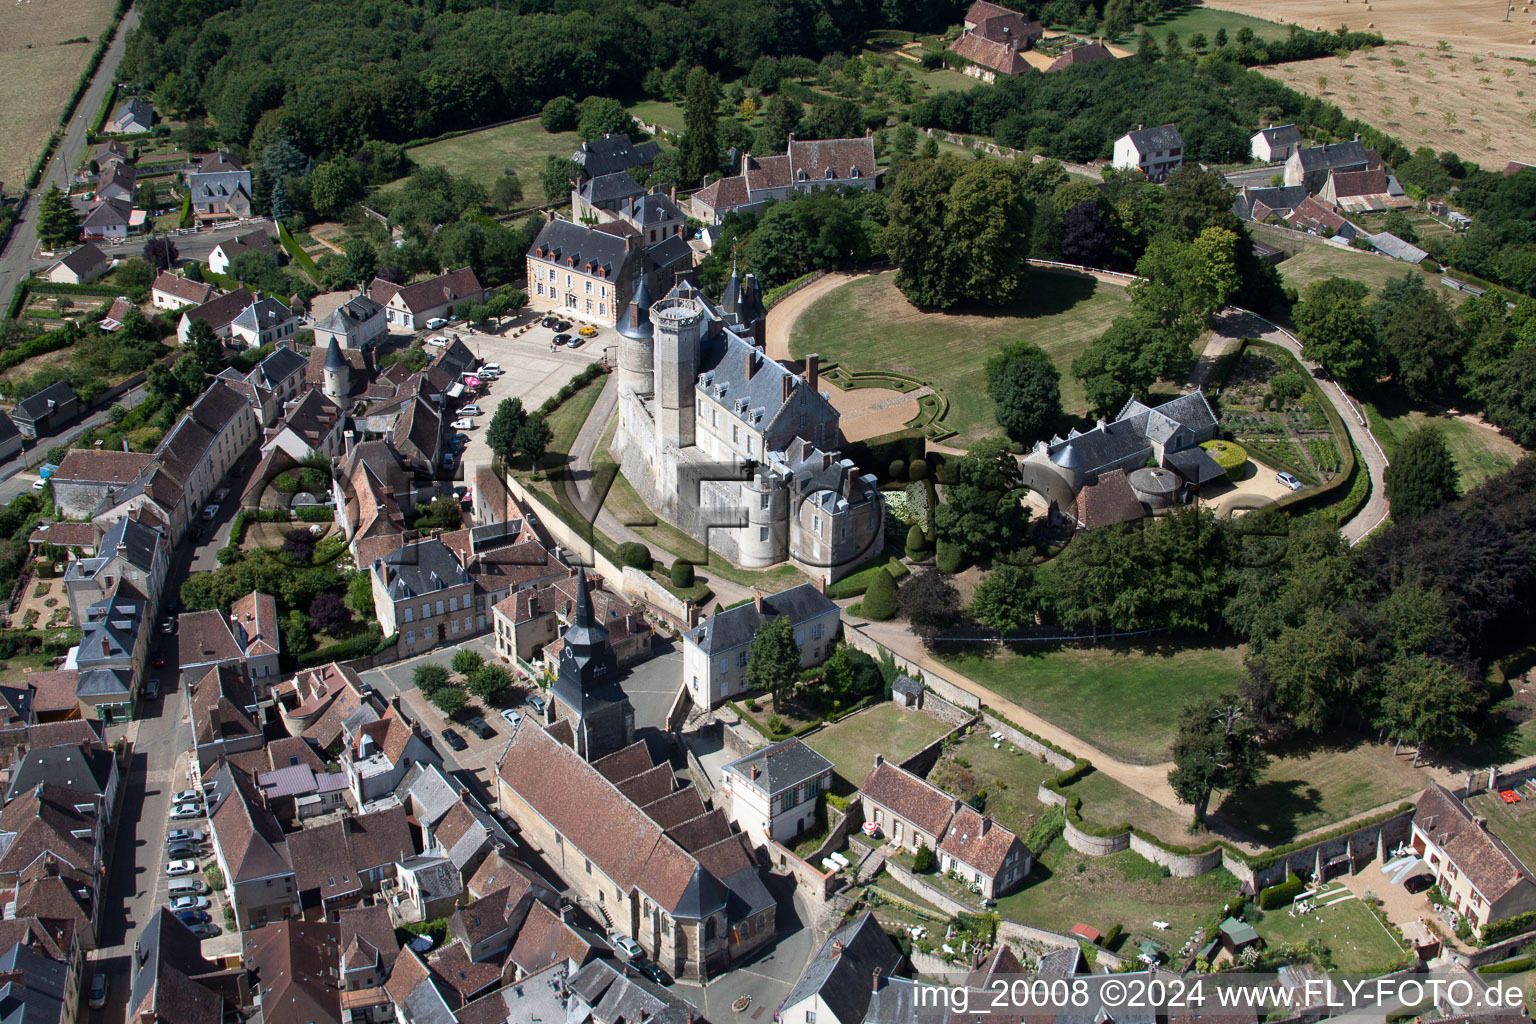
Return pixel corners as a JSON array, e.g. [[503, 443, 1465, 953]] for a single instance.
[[183, 287, 255, 331], [580, 171, 647, 206], [572, 135, 662, 178], [213, 230, 277, 262], [97, 162, 136, 196], [0, 932, 70, 1023], [1232, 184, 1308, 220], [375, 537, 470, 600], [52, 243, 108, 279], [231, 296, 294, 334], [1292, 140, 1378, 173], [313, 294, 384, 337], [384, 948, 455, 1024], [82, 198, 132, 230], [1417, 783, 1534, 901], [1254, 123, 1302, 149], [1124, 124, 1184, 154], [77, 587, 144, 667], [152, 271, 218, 306], [111, 97, 153, 128], [188, 170, 252, 205], [15, 382, 77, 424], [646, 233, 692, 275], [5, 745, 114, 804], [527, 218, 636, 281], [1165, 446, 1228, 486], [724, 737, 832, 798], [0, 412, 18, 449], [568, 958, 701, 1024], [249, 344, 309, 392], [685, 582, 836, 655], [779, 913, 899, 1024]]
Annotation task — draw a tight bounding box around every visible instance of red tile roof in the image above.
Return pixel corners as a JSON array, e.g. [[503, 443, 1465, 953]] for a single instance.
[[860, 757, 959, 838]]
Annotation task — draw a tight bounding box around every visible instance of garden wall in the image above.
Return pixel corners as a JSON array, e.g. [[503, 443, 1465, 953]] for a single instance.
[[769, 838, 842, 902], [920, 692, 976, 728], [898, 718, 977, 778], [620, 566, 697, 629], [1127, 834, 1225, 878], [500, 468, 628, 591], [844, 623, 981, 711], [984, 713, 1077, 774], [884, 859, 975, 918], [1062, 817, 1129, 857]]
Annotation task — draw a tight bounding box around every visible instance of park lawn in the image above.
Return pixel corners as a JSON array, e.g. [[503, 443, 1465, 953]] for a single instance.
[[1130, 4, 1292, 47], [933, 731, 1060, 836], [1214, 740, 1424, 845], [1251, 895, 1407, 973], [1364, 398, 1526, 492], [407, 120, 583, 192], [806, 703, 954, 791], [939, 642, 1247, 765], [788, 270, 1130, 448], [1465, 790, 1536, 875], [994, 845, 1239, 939]]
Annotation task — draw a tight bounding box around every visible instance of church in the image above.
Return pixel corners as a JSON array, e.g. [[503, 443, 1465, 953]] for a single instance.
[[545, 568, 635, 761], [611, 270, 884, 584]]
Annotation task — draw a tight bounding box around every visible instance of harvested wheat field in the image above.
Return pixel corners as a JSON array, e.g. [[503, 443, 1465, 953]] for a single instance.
[[0, 0, 118, 188], [1208, 0, 1536, 57], [1262, 45, 1536, 166]]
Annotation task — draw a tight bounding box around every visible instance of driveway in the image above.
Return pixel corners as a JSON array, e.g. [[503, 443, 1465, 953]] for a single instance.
[[1200, 462, 1298, 517]]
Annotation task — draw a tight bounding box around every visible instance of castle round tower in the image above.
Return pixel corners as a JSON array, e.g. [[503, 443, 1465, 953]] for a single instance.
[[322, 336, 350, 406], [649, 295, 706, 449], [741, 465, 788, 567], [616, 273, 655, 398]]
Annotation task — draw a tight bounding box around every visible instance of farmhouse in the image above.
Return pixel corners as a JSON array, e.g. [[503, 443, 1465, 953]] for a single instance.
[[367, 267, 485, 331], [1251, 124, 1303, 164], [690, 136, 878, 224], [1283, 139, 1380, 192], [950, 0, 1043, 81], [682, 585, 840, 710], [1411, 784, 1536, 937], [107, 97, 154, 134], [44, 244, 110, 286], [860, 755, 1032, 899], [1046, 40, 1113, 71], [1112, 124, 1185, 182], [1318, 166, 1409, 212]]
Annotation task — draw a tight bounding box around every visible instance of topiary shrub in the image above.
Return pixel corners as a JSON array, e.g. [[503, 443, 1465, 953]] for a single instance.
[[861, 568, 897, 620], [908, 459, 929, 482], [670, 559, 694, 587], [888, 458, 906, 481], [935, 538, 966, 574], [904, 524, 930, 560], [1200, 439, 1248, 479], [617, 542, 652, 570], [1258, 872, 1305, 910], [912, 842, 935, 872]]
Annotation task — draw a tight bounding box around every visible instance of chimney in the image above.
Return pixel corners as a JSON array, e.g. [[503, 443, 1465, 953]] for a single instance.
[[805, 353, 819, 390], [741, 150, 751, 175], [750, 765, 759, 780], [100, 638, 110, 657], [980, 815, 992, 836], [745, 350, 756, 380], [545, 209, 556, 224], [873, 967, 884, 992], [843, 466, 856, 500], [753, 590, 763, 613], [625, 233, 637, 252], [781, 374, 792, 402]]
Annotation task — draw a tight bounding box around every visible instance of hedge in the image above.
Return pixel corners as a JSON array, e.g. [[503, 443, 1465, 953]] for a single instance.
[[1481, 912, 1536, 944], [277, 221, 321, 282], [727, 701, 823, 742], [296, 506, 335, 523], [0, 331, 72, 375], [1477, 956, 1536, 975], [1258, 872, 1305, 909], [825, 556, 907, 600], [90, 83, 119, 134]]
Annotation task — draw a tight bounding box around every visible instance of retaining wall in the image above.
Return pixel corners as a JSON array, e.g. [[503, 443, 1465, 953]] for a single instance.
[[898, 718, 977, 778], [984, 713, 1077, 773], [500, 467, 628, 587], [1128, 833, 1226, 878], [883, 859, 974, 918], [844, 623, 981, 711], [620, 566, 697, 628], [920, 692, 975, 727], [1062, 818, 1130, 857], [909, 948, 971, 980], [769, 838, 842, 902]]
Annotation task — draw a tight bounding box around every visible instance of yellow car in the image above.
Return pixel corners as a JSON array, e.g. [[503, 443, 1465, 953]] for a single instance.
[[578, 325, 598, 338]]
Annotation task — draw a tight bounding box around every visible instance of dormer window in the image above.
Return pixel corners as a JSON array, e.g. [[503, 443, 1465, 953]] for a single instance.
[[797, 169, 807, 181], [850, 166, 861, 178], [825, 168, 835, 179]]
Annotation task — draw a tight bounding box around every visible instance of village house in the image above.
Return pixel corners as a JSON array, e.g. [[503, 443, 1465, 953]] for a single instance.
[[43, 244, 110, 286], [72, 583, 148, 723], [1283, 139, 1381, 192], [99, 296, 135, 332], [861, 755, 1032, 899], [96, 163, 136, 204], [50, 449, 152, 520], [261, 389, 345, 461], [177, 287, 256, 345], [62, 514, 167, 626], [242, 920, 342, 1024], [229, 296, 300, 350], [524, 217, 648, 328], [128, 910, 244, 1024], [205, 759, 301, 930], [13, 382, 80, 440], [284, 806, 415, 917], [571, 134, 661, 179], [950, 0, 1043, 81], [312, 293, 388, 351], [343, 711, 441, 805], [491, 569, 652, 668], [107, 97, 153, 134], [496, 723, 776, 980], [187, 665, 264, 771], [367, 267, 485, 331], [778, 913, 902, 1024], [244, 344, 310, 418], [1046, 40, 1113, 71], [1286, 194, 1361, 240], [1411, 783, 1536, 936], [151, 270, 217, 311], [187, 169, 253, 223], [149, 379, 260, 524], [720, 738, 835, 848], [370, 537, 478, 657], [208, 229, 279, 276], [79, 198, 132, 241], [689, 136, 878, 224], [1317, 165, 1409, 213], [1250, 124, 1304, 164], [94, 140, 129, 168], [1112, 124, 1185, 182], [682, 584, 840, 709]]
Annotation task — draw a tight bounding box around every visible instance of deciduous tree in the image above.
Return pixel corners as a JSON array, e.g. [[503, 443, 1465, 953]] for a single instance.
[[1381, 655, 1479, 763], [1384, 426, 1459, 520], [896, 568, 960, 640], [985, 340, 1061, 443], [745, 615, 799, 712], [932, 438, 1031, 560], [970, 564, 1036, 634], [1292, 277, 1379, 389], [1167, 693, 1268, 826]]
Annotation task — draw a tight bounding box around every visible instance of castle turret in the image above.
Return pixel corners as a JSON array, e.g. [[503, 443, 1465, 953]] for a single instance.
[[650, 295, 706, 449], [741, 464, 788, 567], [721, 260, 742, 321], [322, 336, 349, 406], [617, 273, 655, 398]]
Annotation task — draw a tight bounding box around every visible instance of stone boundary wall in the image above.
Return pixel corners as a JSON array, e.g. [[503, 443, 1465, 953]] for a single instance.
[[921, 692, 975, 727], [897, 718, 978, 778], [1128, 834, 1226, 878], [884, 859, 975, 918], [1063, 817, 1130, 857], [620, 566, 697, 629], [768, 832, 844, 902], [909, 948, 971, 980], [499, 467, 629, 589], [983, 713, 1077, 773]]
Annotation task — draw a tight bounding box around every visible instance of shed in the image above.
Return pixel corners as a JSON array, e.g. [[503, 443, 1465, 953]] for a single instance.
[[891, 675, 923, 709], [1218, 916, 1260, 952], [1070, 923, 1100, 943]]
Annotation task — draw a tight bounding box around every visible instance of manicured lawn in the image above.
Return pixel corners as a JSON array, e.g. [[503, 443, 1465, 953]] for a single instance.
[[1364, 396, 1526, 492], [1466, 790, 1536, 874], [929, 730, 1061, 836], [788, 270, 1130, 448], [1251, 893, 1407, 972], [1214, 739, 1424, 845], [993, 846, 1240, 940], [407, 120, 584, 192], [806, 703, 954, 791], [938, 642, 1247, 765], [0, 652, 55, 685], [626, 100, 688, 133], [1131, 4, 1292, 46], [1064, 769, 1210, 845]]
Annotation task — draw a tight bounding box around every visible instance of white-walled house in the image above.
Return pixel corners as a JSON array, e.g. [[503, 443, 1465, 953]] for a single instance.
[[720, 738, 834, 847], [1251, 124, 1303, 164], [1411, 783, 1536, 936], [681, 584, 839, 709], [1112, 124, 1184, 182]]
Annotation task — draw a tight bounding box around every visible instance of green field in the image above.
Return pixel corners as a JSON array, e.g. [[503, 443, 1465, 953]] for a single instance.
[[1365, 397, 1526, 492], [1252, 893, 1407, 973], [625, 100, 688, 134], [407, 120, 583, 192], [1130, 4, 1293, 46], [806, 703, 954, 791], [1214, 739, 1424, 844], [1248, 223, 1448, 298], [788, 270, 1130, 448], [993, 846, 1239, 939], [939, 642, 1246, 765]]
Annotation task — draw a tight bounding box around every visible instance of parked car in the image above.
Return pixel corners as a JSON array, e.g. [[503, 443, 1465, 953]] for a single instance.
[[526, 694, 546, 714], [1275, 471, 1303, 491], [553, 333, 572, 346], [466, 715, 495, 740], [427, 336, 448, 347], [442, 453, 457, 469], [165, 859, 198, 876], [166, 841, 200, 859], [187, 922, 221, 939], [31, 478, 48, 491], [175, 909, 211, 925], [450, 419, 476, 431], [170, 802, 203, 819], [441, 728, 467, 751], [167, 828, 204, 844], [611, 935, 643, 961], [482, 362, 501, 372], [1404, 873, 1435, 894], [500, 708, 522, 727], [202, 504, 220, 521], [555, 321, 571, 332], [578, 326, 597, 338], [460, 404, 482, 416], [632, 957, 668, 985], [89, 973, 108, 1009], [541, 316, 559, 329], [172, 790, 202, 806], [150, 651, 165, 668], [169, 895, 211, 911], [160, 617, 176, 634], [143, 677, 161, 699], [213, 488, 229, 502], [426, 317, 448, 329], [568, 336, 585, 349]]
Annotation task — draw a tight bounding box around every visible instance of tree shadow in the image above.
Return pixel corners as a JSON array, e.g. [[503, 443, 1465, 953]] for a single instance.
[[1213, 778, 1323, 846], [937, 272, 1101, 322]]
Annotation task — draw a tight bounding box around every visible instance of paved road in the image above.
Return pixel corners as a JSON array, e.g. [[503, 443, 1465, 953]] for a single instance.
[[0, 7, 140, 313], [1224, 165, 1287, 190], [0, 383, 149, 498]]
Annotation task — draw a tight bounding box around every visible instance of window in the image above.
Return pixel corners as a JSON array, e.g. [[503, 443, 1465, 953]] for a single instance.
[[760, 492, 769, 510], [420, 604, 429, 620], [436, 600, 445, 616], [448, 597, 458, 612], [585, 859, 592, 874], [566, 274, 573, 288], [406, 630, 416, 645], [600, 286, 607, 299], [719, 658, 728, 674], [811, 622, 824, 640], [404, 607, 414, 623], [586, 298, 593, 313], [585, 280, 592, 294], [599, 302, 605, 316], [736, 651, 748, 667], [812, 516, 822, 536], [732, 425, 738, 444], [760, 526, 769, 542]]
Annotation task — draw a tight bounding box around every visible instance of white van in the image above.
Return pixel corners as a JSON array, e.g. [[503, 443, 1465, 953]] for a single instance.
[[168, 878, 208, 897]]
